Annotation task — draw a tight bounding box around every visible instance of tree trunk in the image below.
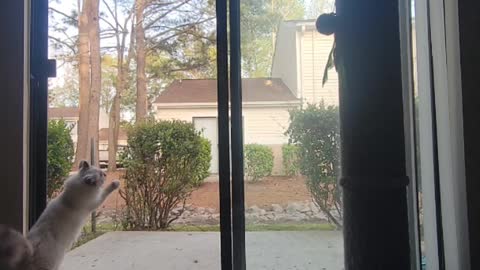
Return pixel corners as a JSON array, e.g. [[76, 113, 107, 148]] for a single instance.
[[108, 93, 121, 171], [75, 0, 91, 166], [135, 0, 147, 122], [108, 58, 127, 172], [108, 14, 135, 172], [87, 0, 101, 165]]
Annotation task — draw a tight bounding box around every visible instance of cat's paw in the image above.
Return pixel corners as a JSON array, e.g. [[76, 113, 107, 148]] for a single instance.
[[111, 180, 120, 189]]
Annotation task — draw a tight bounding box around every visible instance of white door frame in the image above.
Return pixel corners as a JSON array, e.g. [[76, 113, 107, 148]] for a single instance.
[[193, 117, 219, 174]]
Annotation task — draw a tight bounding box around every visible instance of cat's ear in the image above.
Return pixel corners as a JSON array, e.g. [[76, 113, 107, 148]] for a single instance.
[[79, 160, 90, 171]]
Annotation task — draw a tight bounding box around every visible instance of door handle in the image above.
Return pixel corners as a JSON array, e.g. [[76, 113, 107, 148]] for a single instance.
[[316, 13, 336, 36], [47, 59, 56, 78]]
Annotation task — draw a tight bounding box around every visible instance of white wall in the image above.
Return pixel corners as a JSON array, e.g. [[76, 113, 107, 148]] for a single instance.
[[155, 105, 294, 145], [300, 29, 338, 106], [272, 22, 339, 106], [99, 109, 109, 129], [243, 106, 292, 145], [271, 22, 299, 97]]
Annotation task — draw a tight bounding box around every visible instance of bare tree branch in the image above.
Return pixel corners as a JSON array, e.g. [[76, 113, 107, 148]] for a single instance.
[[147, 16, 214, 41], [100, 16, 118, 31], [101, 0, 122, 29], [144, 0, 191, 30], [49, 7, 78, 24], [49, 35, 77, 54]]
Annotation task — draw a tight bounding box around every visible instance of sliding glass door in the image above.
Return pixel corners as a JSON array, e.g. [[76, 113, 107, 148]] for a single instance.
[[30, 0, 470, 269]]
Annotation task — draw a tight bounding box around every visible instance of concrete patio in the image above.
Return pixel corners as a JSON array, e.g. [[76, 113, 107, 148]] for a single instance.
[[62, 231, 344, 270]]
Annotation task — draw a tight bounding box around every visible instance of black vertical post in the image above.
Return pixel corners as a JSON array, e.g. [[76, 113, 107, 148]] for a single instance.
[[324, 0, 411, 269], [216, 0, 233, 269], [0, 0, 28, 231], [29, 0, 50, 228], [457, 1, 480, 268], [90, 138, 97, 233], [229, 0, 246, 269]]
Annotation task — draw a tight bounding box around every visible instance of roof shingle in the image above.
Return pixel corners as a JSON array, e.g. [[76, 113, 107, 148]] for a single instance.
[[154, 78, 298, 104], [99, 128, 128, 141], [48, 107, 79, 118]]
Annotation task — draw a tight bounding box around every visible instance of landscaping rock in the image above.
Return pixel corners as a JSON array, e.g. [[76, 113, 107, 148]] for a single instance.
[[270, 204, 284, 213], [299, 206, 311, 213], [286, 202, 303, 214], [309, 202, 320, 213], [206, 208, 216, 214], [247, 205, 264, 215], [96, 201, 336, 227], [313, 212, 328, 220]]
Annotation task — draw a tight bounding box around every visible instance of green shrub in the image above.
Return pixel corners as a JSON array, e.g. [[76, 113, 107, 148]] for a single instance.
[[244, 144, 274, 182], [282, 144, 300, 176], [120, 120, 211, 230], [192, 137, 212, 186], [286, 103, 342, 228], [47, 120, 74, 198]]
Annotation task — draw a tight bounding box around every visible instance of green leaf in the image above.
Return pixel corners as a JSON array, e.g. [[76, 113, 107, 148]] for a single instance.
[[322, 41, 336, 87]]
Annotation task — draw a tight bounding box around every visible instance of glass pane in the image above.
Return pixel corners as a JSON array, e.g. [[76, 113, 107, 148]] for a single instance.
[[240, 1, 343, 269], [48, 0, 221, 269], [410, 4, 425, 269], [411, 0, 436, 268]]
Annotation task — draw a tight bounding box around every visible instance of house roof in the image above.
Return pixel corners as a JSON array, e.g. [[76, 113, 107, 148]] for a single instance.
[[99, 128, 128, 141], [154, 78, 299, 104], [48, 107, 79, 118], [283, 19, 315, 24]]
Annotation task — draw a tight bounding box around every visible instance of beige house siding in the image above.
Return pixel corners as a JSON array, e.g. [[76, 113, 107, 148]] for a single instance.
[[155, 105, 292, 145], [272, 21, 339, 106], [300, 30, 338, 106], [155, 104, 296, 175], [156, 107, 216, 122], [99, 139, 128, 163], [49, 109, 110, 146], [243, 106, 291, 145]]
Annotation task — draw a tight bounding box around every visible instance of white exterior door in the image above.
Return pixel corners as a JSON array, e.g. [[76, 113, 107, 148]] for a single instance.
[[193, 117, 218, 174]]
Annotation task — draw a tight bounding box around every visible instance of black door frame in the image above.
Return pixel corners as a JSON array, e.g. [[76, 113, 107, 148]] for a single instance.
[[216, 0, 246, 269], [215, 0, 233, 268], [332, 0, 411, 268], [228, 0, 246, 269], [29, 0, 51, 228], [29, 0, 421, 269]]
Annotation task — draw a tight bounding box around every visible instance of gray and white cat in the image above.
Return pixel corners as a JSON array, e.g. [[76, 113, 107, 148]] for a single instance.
[[0, 160, 119, 270], [0, 225, 33, 270]]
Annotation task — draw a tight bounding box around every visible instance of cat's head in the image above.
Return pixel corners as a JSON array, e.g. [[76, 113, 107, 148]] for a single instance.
[[64, 160, 106, 194], [78, 160, 106, 187]]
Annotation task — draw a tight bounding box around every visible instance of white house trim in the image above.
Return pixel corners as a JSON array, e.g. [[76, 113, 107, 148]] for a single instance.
[[155, 101, 301, 109]]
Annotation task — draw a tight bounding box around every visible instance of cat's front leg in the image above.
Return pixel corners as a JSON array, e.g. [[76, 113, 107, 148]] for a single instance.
[[96, 180, 120, 206]]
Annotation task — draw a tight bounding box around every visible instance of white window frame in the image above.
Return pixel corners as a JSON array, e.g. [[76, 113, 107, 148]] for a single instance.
[[415, 0, 471, 269], [429, 0, 470, 269], [414, 0, 442, 268]]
